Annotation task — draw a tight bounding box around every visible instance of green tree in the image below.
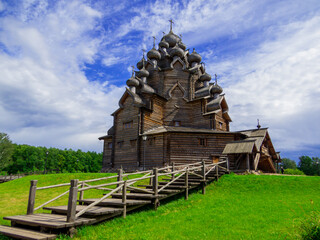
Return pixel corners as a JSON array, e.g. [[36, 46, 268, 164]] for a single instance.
[[298, 156, 315, 176], [0, 132, 14, 171], [281, 158, 297, 169]]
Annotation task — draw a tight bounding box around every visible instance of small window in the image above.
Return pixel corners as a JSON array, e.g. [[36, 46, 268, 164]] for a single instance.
[[173, 121, 181, 126], [117, 141, 124, 148], [219, 122, 223, 129], [198, 138, 208, 147], [108, 142, 112, 149], [123, 121, 133, 129], [130, 139, 137, 148]]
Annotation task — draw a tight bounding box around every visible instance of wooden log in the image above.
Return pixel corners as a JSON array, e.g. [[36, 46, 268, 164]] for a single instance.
[[185, 167, 189, 200], [152, 168, 159, 210], [122, 181, 127, 218], [117, 168, 123, 193], [79, 182, 85, 205], [27, 180, 38, 215], [171, 162, 175, 180], [202, 160, 206, 195], [216, 164, 219, 181], [67, 179, 79, 223]]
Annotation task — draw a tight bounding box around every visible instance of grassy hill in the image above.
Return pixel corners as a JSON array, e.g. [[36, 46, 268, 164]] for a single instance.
[[1, 173, 320, 239]]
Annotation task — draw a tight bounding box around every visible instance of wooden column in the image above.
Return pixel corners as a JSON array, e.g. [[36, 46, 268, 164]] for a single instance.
[[153, 168, 159, 210], [246, 153, 250, 171], [67, 179, 79, 223], [185, 167, 189, 200], [171, 162, 175, 180], [226, 156, 230, 172], [202, 160, 206, 195], [27, 180, 38, 215], [117, 168, 123, 192], [122, 181, 127, 218], [216, 165, 219, 181]]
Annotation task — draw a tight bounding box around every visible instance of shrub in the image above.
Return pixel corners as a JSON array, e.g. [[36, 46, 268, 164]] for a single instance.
[[284, 168, 305, 175], [299, 212, 320, 240]]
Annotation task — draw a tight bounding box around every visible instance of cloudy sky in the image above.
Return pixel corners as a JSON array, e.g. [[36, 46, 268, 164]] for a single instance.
[[0, 0, 319, 161]]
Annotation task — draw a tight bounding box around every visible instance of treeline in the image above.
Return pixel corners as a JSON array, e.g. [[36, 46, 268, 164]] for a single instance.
[[2, 144, 102, 175], [281, 156, 320, 176]]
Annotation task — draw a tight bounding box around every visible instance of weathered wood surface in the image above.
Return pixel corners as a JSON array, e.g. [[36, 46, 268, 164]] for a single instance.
[[0, 225, 56, 240], [78, 198, 151, 206], [44, 205, 122, 216]]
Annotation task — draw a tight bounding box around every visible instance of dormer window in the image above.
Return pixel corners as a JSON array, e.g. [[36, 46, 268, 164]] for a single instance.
[[173, 121, 181, 126], [123, 121, 133, 129]]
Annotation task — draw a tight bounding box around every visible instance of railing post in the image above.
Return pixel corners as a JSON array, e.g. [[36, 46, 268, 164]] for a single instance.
[[117, 168, 123, 193], [79, 181, 85, 205], [226, 157, 230, 172], [27, 180, 38, 215], [171, 162, 175, 180], [185, 167, 189, 200], [153, 168, 159, 210], [122, 181, 127, 218], [67, 179, 79, 223], [202, 160, 206, 195], [216, 164, 219, 181]]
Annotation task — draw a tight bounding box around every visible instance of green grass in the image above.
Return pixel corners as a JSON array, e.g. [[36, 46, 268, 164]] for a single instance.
[[1, 173, 320, 239]]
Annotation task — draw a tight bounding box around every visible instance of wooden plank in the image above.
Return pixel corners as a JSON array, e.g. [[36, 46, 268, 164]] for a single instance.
[[112, 193, 167, 200], [4, 213, 95, 229], [43, 205, 123, 216], [0, 225, 56, 240], [78, 198, 151, 206]]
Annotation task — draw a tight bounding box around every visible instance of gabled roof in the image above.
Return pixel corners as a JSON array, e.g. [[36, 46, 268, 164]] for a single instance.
[[222, 139, 257, 154], [142, 126, 236, 136]]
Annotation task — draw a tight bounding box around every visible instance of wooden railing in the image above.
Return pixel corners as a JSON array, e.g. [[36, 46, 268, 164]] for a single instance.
[[26, 159, 229, 223]]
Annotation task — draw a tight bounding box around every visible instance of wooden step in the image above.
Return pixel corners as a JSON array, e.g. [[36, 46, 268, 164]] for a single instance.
[[128, 188, 181, 194], [4, 213, 94, 229], [158, 181, 199, 186], [78, 198, 151, 207], [43, 205, 122, 217], [111, 193, 167, 200], [138, 184, 186, 190], [162, 178, 202, 183], [0, 225, 56, 240]]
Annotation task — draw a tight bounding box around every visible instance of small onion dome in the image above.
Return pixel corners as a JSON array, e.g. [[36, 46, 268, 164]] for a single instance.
[[188, 49, 202, 64], [147, 48, 161, 60], [163, 31, 180, 47], [170, 44, 184, 59], [211, 83, 223, 95], [136, 67, 149, 78], [159, 39, 169, 48], [178, 41, 186, 51], [136, 57, 145, 70], [199, 72, 212, 82], [126, 76, 139, 87]]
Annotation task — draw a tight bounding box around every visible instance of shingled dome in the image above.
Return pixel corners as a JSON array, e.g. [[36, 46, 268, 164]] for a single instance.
[[170, 44, 184, 58], [199, 72, 211, 82], [136, 67, 149, 78], [211, 83, 223, 95], [136, 57, 145, 70], [163, 31, 181, 47], [147, 48, 161, 60], [178, 41, 186, 50], [126, 76, 140, 87], [159, 39, 169, 48], [188, 49, 202, 64]]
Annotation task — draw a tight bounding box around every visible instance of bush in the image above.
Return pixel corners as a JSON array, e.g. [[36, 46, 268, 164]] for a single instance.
[[284, 168, 305, 175], [299, 212, 320, 240]]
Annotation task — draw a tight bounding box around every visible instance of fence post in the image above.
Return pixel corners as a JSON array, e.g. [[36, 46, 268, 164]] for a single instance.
[[226, 157, 230, 173], [27, 180, 38, 215], [185, 167, 189, 200], [216, 164, 219, 181], [67, 179, 79, 223], [171, 162, 175, 180], [202, 160, 206, 195], [122, 181, 127, 218], [79, 181, 85, 205], [117, 168, 123, 192], [153, 168, 159, 210]]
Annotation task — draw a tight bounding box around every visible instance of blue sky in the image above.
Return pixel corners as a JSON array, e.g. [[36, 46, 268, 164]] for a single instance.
[[0, 0, 319, 162]]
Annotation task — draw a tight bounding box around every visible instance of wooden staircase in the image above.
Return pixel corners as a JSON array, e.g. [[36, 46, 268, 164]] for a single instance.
[[0, 160, 229, 240]]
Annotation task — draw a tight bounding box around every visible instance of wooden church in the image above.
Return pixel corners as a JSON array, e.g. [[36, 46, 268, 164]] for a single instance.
[[99, 23, 281, 173]]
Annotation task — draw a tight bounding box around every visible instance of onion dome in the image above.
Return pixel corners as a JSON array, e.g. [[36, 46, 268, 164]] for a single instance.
[[188, 48, 202, 64], [170, 44, 184, 59], [126, 76, 139, 87], [136, 57, 145, 70], [159, 39, 169, 48], [211, 83, 223, 95], [199, 72, 211, 82], [136, 67, 149, 78], [178, 41, 186, 51], [163, 31, 180, 47], [147, 48, 161, 60]]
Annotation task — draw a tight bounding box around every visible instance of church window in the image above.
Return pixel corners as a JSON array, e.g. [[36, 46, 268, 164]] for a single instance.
[[117, 141, 124, 148], [108, 142, 112, 149], [123, 121, 133, 129], [173, 121, 181, 126], [219, 122, 223, 129], [198, 138, 208, 146]]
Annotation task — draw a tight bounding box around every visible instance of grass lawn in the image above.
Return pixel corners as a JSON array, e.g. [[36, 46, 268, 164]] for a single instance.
[[1, 173, 320, 239]]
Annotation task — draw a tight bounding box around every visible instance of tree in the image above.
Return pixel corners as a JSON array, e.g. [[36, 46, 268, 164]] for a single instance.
[[0, 132, 14, 171], [298, 156, 315, 176], [281, 158, 297, 169]]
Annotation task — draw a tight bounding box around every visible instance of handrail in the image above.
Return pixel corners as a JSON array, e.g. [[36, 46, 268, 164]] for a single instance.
[[158, 172, 186, 193]]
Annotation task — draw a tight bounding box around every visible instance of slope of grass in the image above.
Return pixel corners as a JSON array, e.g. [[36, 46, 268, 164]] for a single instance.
[[1, 173, 320, 239]]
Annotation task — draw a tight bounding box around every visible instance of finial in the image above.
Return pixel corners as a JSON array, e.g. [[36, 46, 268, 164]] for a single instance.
[[152, 36, 156, 48], [162, 31, 166, 36], [131, 66, 135, 77], [257, 119, 261, 129], [193, 48, 195, 52], [179, 34, 182, 38], [142, 49, 146, 58], [215, 74, 218, 84], [169, 19, 174, 32]]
